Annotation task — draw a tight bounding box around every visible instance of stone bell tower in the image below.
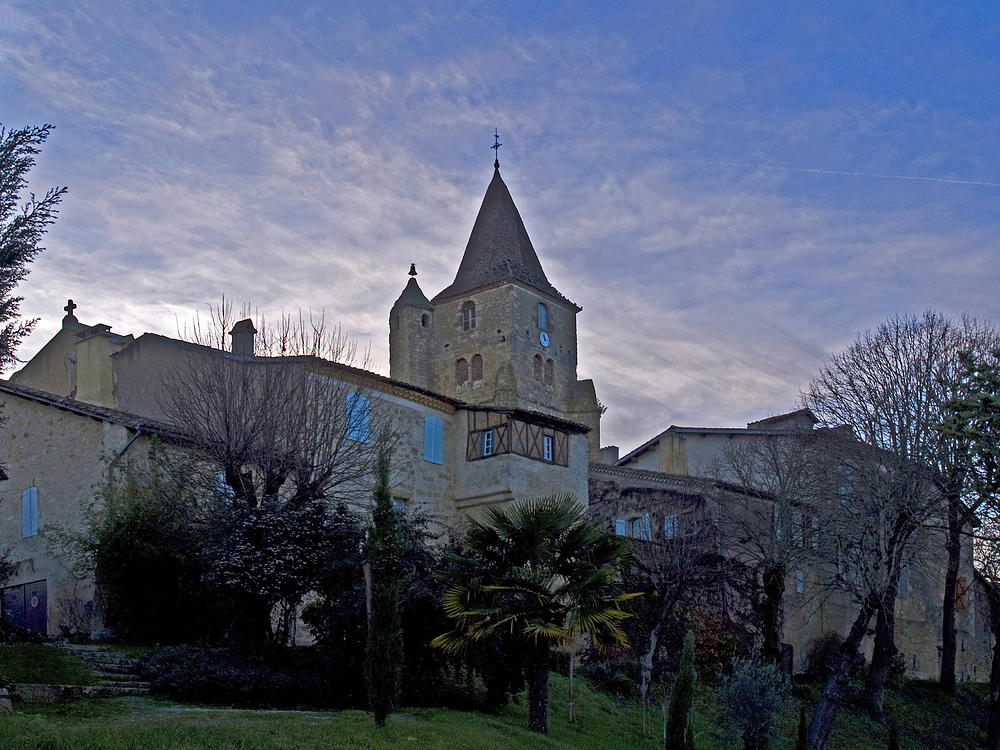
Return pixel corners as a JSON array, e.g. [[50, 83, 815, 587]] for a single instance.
[[389, 158, 603, 460]]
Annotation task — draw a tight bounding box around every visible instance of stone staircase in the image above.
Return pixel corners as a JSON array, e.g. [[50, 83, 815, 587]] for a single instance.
[[53, 643, 151, 697]]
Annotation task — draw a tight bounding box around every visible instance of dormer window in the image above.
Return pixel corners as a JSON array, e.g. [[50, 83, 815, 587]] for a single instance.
[[461, 301, 476, 331], [538, 303, 547, 331]]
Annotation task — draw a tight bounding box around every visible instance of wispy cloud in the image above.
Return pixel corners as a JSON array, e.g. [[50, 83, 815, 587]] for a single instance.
[[4, 0, 999, 452]]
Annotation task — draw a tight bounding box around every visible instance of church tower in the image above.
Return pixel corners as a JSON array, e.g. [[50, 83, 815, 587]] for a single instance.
[[389, 159, 603, 460]]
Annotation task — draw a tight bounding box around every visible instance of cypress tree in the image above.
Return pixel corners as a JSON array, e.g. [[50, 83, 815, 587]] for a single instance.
[[365, 442, 403, 726], [796, 705, 808, 750], [666, 630, 696, 750], [887, 717, 899, 750]]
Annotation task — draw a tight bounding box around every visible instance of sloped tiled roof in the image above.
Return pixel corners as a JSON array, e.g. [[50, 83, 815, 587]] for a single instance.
[[391, 277, 433, 311], [433, 167, 576, 308]]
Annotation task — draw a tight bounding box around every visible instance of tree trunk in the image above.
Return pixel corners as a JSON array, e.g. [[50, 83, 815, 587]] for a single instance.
[[639, 590, 677, 689], [228, 593, 272, 660], [940, 485, 962, 695], [862, 600, 896, 721], [985, 581, 1000, 750], [760, 565, 785, 664], [526, 648, 550, 733], [808, 595, 877, 750]]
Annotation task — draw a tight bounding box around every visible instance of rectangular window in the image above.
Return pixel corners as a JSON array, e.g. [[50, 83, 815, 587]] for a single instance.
[[615, 519, 627, 536], [792, 511, 803, 546], [538, 303, 547, 331], [346, 394, 370, 442], [773, 505, 782, 540], [392, 497, 407, 514], [423, 416, 444, 464], [631, 514, 651, 541], [483, 430, 494, 456], [810, 516, 820, 549], [664, 513, 679, 539], [543, 435, 553, 461], [795, 570, 804, 594], [21, 487, 37, 538]]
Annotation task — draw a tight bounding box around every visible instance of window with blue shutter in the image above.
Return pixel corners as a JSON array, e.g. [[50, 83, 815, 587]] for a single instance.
[[346, 394, 370, 442], [423, 416, 444, 464], [22, 487, 37, 538]]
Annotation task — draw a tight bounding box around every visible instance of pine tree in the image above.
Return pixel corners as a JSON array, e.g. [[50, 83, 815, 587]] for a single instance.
[[665, 630, 696, 750], [0, 124, 65, 374], [365, 441, 403, 727]]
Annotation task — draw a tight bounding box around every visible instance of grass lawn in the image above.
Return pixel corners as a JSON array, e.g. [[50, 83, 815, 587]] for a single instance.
[[0, 672, 989, 749], [0, 643, 96, 686]]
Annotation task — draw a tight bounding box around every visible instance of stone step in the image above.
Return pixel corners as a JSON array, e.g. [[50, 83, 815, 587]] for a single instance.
[[97, 680, 151, 690], [94, 671, 144, 682], [84, 685, 150, 698]]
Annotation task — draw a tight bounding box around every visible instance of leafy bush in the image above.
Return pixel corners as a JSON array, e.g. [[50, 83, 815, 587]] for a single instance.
[[139, 645, 365, 708], [716, 655, 790, 750]]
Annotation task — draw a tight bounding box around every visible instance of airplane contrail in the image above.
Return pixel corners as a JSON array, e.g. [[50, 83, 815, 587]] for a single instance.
[[665, 158, 1000, 188]]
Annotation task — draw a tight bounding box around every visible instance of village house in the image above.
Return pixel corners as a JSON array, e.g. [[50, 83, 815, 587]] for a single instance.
[[0, 158, 989, 684]]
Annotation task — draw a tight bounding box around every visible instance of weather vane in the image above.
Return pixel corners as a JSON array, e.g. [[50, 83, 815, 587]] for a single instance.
[[492, 128, 502, 169]]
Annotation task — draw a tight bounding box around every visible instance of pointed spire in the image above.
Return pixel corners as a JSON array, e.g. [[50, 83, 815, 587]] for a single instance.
[[433, 168, 575, 308], [392, 266, 433, 311]]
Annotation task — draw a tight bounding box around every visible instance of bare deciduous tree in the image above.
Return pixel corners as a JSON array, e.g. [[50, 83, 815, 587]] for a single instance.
[[162, 302, 394, 656], [715, 433, 829, 667], [805, 311, 999, 697]]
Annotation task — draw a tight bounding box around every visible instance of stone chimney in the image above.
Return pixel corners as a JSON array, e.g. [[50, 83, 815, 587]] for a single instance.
[[599, 445, 620, 465], [230, 319, 257, 356]]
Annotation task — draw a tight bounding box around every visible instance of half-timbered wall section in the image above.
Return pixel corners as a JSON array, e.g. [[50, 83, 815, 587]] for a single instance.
[[466, 409, 570, 466]]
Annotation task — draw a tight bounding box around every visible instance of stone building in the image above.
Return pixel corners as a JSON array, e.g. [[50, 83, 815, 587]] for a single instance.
[[594, 409, 991, 681], [0, 156, 987, 684], [0, 161, 598, 637]]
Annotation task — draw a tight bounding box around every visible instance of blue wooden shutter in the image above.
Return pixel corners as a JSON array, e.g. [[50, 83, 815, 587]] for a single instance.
[[423, 417, 444, 464], [347, 394, 370, 442], [22, 487, 37, 538]]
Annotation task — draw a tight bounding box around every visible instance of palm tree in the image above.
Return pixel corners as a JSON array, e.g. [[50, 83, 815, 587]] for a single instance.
[[432, 494, 636, 733]]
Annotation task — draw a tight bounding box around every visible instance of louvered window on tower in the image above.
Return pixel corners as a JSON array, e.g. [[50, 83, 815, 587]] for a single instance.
[[423, 416, 444, 464], [471, 354, 483, 381], [456, 358, 468, 384], [346, 394, 370, 443], [544, 359, 554, 385], [461, 301, 476, 330], [533, 354, 542, 380], [22, 486, 38, 538]]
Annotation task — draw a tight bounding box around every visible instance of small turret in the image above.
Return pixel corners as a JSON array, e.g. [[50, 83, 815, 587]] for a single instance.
[[389, 265, 435, 388]]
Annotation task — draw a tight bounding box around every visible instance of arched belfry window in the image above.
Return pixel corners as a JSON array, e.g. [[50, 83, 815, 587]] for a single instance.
[[533, 354, 543, 381], [544, 359, 554, 386], [456, 358, 468, 385], [461, 301, 476, 331], [538, 303, 547, 331], [471, 354, 483, 381]]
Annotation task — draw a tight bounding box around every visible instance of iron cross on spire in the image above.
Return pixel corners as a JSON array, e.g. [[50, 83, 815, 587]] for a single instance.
[[492, 128, 502, 169]]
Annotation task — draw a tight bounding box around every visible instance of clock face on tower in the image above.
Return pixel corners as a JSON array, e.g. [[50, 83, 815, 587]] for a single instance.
[[539, 331, 549, 347]]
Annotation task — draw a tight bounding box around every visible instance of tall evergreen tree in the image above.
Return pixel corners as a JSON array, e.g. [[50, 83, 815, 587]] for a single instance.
[[365, 440, 403, 726], [0, 123, 65, 374], [665, 630, 696, 750]]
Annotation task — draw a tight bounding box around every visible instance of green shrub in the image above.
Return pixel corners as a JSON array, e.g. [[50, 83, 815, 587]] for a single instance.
[[716, 654, 790, 750]]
